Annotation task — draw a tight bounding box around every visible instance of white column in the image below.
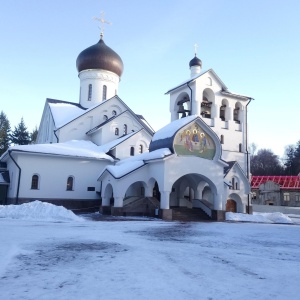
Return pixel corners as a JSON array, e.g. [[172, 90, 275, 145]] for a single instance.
[[102, 197, 110, 206], [160, 191, 171, 209], [213, 192, 223, 210], [114, 196, 123, 208]]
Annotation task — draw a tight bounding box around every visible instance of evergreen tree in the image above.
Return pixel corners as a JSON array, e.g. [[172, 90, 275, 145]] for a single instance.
[[250, 149, 284, 175], [0, 111, 11, 155], [30, 126, 38, 144], [10, 117, 30, 145], [292, 140, 300, 175], [284, 140, 300, 175]]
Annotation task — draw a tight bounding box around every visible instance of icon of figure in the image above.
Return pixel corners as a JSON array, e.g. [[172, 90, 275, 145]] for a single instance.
[[184, 130, 193, 152], [199, 133, 207, 153], [192, 129, 199, 143]]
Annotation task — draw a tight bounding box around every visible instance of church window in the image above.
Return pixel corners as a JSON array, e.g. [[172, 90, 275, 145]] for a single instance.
[[220, 135, 224, 144], [67, 176, 74, 191], [31, 175, 39, 190], [239, 143, 242, 152], [103, 85, 107, 101], [88, 84, 92, 101], [130, 146, 134, 156], [115, 128, 119, 135], [139, 145, 143, 154], [284, 193, 290, 201], [112, 110, 117, 116], [231, 178, 235, 190], [103, 115, 108, 121], [124, 124, 127, 135]]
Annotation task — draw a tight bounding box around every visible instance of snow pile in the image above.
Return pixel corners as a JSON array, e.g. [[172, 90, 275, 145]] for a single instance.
[[0, 201, 83, 222], [226, 212, 293, 224]]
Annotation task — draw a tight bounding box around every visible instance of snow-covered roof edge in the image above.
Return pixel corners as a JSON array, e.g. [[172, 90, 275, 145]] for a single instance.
[[165, 69, 228, 94]]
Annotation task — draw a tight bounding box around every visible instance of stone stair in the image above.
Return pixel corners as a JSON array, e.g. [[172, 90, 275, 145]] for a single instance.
[[171, 207, 212, 222]]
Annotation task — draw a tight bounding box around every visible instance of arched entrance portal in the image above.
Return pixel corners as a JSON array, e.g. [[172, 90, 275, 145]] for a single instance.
[[170, 173, 216, 208], [226, 199, 237, 212]]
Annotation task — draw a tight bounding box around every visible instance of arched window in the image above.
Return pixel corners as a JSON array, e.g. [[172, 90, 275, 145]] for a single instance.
[[103, 115, 108, 121], [31, 175, 39, 190], [130, 146, 134, 156], [67, 176, 74, 191], [88, 84, 92, 101], [103, 85, 107, 101], [115, 128, 119, 136], [239, 143, 242, 152], [139, 145, 143, 154], [232, 177, 235, 190], [123, 124, 127, 135], [220, 135, 224, 144], [112, 110, 117, 116]]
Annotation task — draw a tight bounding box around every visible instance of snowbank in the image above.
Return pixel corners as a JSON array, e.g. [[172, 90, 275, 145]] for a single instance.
[[226, 212, 293, 224], [0, 201, 83, 222]]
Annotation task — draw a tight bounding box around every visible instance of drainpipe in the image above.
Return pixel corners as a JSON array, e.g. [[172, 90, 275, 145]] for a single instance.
[[245, 98, 253, 213], [187, 82, 193, 115], [8, 150, 21, 204], [54, 130, 59, 143]]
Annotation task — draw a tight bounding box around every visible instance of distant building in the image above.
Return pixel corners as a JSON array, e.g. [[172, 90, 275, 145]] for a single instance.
[[251, 176, 300, 206], [0, 27, 253, 220]]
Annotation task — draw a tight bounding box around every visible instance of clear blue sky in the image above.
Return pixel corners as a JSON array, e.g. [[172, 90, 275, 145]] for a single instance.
[[1, 0, 299, 157]]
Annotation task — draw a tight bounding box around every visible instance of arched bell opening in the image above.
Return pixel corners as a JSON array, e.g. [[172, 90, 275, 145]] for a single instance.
[[175, 92, 191, 119]]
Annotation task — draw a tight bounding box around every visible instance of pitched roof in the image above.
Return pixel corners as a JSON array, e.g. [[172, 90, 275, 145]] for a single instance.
[[251, 176, 300, 190], [165, 69, 228, 94]]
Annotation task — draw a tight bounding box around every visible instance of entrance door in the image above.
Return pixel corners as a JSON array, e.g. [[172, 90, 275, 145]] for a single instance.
[[226, 199, 237, 212]]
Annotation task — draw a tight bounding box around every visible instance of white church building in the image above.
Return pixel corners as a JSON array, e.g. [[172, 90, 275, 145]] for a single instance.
[[0, 31, 252, 221]]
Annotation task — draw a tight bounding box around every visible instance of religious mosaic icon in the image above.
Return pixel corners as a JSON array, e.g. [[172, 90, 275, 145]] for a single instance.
[[173, 121, 215, 159]]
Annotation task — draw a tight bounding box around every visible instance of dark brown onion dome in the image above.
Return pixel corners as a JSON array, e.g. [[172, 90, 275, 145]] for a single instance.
[[189, 55, 202, 68], [76, 38, 124, 77]]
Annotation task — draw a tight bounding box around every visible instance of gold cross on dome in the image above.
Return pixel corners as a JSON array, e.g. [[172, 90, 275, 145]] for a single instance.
[[93, 11, 112, 38], [194, 43, 198, 56]]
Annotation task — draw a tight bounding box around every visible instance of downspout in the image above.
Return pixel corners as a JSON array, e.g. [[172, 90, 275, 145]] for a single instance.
[[8, 150, 21, 204], [187, 82, 193, 115], [245, 98, 253, 213], [54, 130, 59, 143]]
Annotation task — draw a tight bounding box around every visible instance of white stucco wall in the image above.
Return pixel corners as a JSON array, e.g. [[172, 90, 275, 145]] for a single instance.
[[11, 152, 112, 200], [79, 69, 120, 108]]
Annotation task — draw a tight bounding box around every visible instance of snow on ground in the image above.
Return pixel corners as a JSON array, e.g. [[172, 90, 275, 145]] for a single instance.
[[1, 202, 300, 300]]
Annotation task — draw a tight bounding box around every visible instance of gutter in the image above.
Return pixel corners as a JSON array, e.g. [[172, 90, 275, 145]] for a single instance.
[[8, 150, 21, 204], [187, 81, 193, 115], [245, 97, 253, 213]]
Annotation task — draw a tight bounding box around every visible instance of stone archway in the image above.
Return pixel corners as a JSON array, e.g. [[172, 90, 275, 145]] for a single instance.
[[226, 199, 237, 212]]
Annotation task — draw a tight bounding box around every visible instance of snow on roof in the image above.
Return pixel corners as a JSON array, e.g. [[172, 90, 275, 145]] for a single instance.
[[0, 200, 83, 222], [9, 140, 114, 161], [152, 115, 197, 142], [100, 148, 172, 179], [49, 103, 85, 128], [99, 131, 138, 153]]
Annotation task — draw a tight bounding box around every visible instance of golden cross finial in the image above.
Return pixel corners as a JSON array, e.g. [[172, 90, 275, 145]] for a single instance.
[[93, 11, 112, 38], [194, 43, 198, 56]]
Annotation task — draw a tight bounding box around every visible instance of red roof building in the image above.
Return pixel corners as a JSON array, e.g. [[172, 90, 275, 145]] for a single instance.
[[251, 176, 300, 190]]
